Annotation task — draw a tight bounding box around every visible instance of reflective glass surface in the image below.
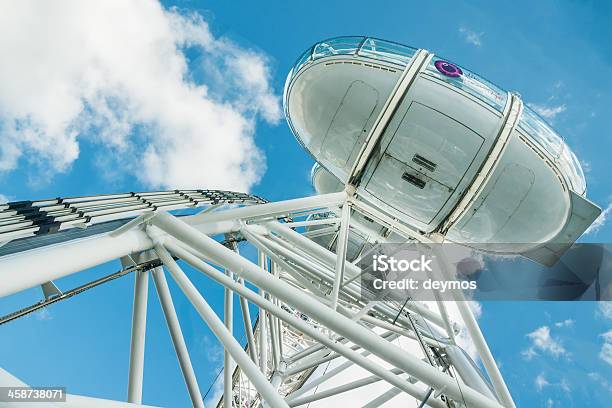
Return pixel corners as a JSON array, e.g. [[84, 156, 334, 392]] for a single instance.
[[423, 56, 507, 112], [519, 106, 586, 194]]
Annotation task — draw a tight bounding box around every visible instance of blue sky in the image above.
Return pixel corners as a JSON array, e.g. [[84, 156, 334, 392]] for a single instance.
[[1, 0, 611, 407]]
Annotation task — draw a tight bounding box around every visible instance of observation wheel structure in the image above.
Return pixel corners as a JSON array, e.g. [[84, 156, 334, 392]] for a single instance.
[[0, 36, 602, 408], [0, 189, 504, 408]]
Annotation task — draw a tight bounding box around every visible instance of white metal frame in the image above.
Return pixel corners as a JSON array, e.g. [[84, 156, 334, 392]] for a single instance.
[[0, 191, 516, 408]]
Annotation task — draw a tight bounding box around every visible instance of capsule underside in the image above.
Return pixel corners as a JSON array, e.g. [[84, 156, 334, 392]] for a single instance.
[[287, 37, 600, 263]]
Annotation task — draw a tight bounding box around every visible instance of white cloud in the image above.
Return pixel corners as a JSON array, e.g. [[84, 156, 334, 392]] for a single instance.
[[461, 299, 482, 319], [599, 342, 612, 365], [453, 301, 483, 360], [585, 203, 612, 235], [0, 0, 281, 192], [523, 326, 567, 359], [527, 103, 567, 121], [535, 373, 550, 391], [600, 329, 612, 366], [201, 335, 224, 364], [559, 378, 571, 393], [580, 160, 592, 174], [535, 373, 571, 393], [588, 372, 612, 392], [599, 302, 612, 319], [459, 26, 483, 47], [521, 347, 538, 360], [424, 299, 482, 361], [0, 194, 9, 204], [554, 319, 574, 328], [35, 307, 53, 321], [204, 372, 224, 407]]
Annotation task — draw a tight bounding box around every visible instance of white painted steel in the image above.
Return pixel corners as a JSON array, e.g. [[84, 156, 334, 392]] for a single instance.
[[238, 276, 258, 364], [348, 50, 431, 184], [151, 212, 504, 408], [127, 269, 149, 404], [224, 264, 234, 408], [151, 267, 204, 408], [288, 368, 404, 407], [0, 230, 153, 297], [188, 192, 346, 226], [0, 193, 346, 298], [258, 250, 269, 377], [153, 243, 289, 408], [362, 387, 403, 408], [434, 247, 515, 408], [330, 203, 351, 311], [162, 239, 448, 408], [0, 189, 516, 408]]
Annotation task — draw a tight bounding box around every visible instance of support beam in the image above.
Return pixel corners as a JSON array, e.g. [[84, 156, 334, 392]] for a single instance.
[[433, 295, 457, 345], [269, 310, 280, 370], [0, 192, 348, 298], [264, 220, 360, 277], [261, 222, 446, 330], [286, 342, 329, 365], [282, 218, 340, 228], [348, 49, 430, 185], [360, 315, 443, 348], [127, 269, 149, 404], [287, 354, 365, 401], [0, 230, 153, 297], [243, 230, 332, 301], [239, 277, 258, 364], [258, 250, 269, 376], [330, 203, 351, 310], [162, 237, 447, 408], [151, 213, 504, 408], [284, 332, 399, 378], [224, 266, 234, 408], [151, 267, 204, 408], [272, 263, 284, 361], [289, 368, 404, 407], [362, 387, 402, 408], [153, 244, 289, 408], [189, 192, 347, 226], [434, 247, 515, 408]]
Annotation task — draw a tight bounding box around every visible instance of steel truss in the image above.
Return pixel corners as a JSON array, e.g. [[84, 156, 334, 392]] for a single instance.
[[0, 191, 515, 408]]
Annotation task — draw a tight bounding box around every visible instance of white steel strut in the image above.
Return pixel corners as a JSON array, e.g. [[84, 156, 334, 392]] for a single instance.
[[0, 189, 515, 408]]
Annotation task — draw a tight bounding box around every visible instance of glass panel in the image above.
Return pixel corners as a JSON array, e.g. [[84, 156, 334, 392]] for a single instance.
[[518, 106, 563, 159], [358, 38, 417, 66], [567, 148, 586, 194], [423, 56, 507, 112], [294, 50, 311, 72], [557, 144, 587, 194], [518, 106, 586, 194], [311, 37, 363, 60], [289, 37, 417, 84]]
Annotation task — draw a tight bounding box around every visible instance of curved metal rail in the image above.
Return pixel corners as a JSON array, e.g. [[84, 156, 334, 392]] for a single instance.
[[0, 189, 266, 244]]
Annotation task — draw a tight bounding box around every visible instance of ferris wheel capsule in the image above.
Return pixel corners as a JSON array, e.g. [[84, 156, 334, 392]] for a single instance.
[[285, 36, 601, 265]]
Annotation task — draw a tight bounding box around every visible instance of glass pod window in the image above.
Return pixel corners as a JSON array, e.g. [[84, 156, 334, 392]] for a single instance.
[[423, 56, 508, 112], [518, 106, 586, 194]]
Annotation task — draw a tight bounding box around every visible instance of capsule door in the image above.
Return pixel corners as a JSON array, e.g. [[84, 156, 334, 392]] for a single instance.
[[364, 102, 484, 225]]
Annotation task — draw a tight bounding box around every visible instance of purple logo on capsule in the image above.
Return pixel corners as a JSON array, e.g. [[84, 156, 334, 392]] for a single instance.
[[434, 60, 462, 78]]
